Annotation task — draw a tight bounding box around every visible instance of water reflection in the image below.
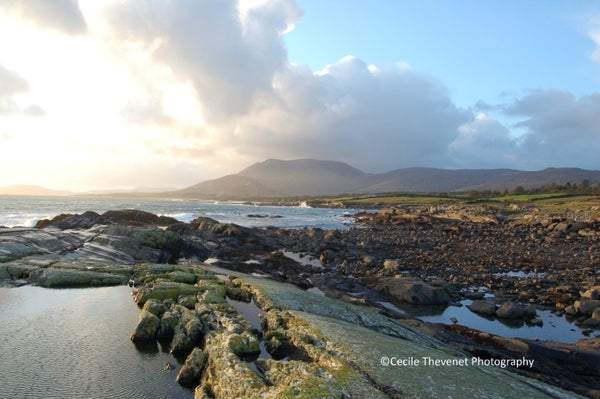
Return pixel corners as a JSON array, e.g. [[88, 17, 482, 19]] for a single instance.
[[0, 285, 193, 399], [417, 299, 595, 343]]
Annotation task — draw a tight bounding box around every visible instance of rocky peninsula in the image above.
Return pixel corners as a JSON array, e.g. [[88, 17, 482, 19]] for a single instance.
[[1, 205, 599, 398]]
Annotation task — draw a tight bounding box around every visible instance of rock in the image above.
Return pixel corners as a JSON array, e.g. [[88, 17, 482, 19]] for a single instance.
[[529, 318, 543, 327], [464, 291, 485, 300], [593, 307, 600, 321], [369, 278, 450, 305], [157, 310, 180, 340], [582, 317, 600, 328], [178, 295, 197, 309], [143, 299, 168, 317], [228, 332, 261, 358], [495, 302, 527, 319], [468, 300, 497, 316], [581, 286, 600, 300], [383, 259, 399, 271], [176, 348, 207, 388], [565, 305, 577, 316], [130, 310, 160, 342], [171, 317, 204, 356], [35, 211, 103, 229], [33, 268, 127, 287], [133, 281, 201, 305], [574, 299, 600, 315], [102, 209, 178, 226]]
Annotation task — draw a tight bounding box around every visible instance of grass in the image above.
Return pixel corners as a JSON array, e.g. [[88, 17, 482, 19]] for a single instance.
[[300, 192, 600, 216]]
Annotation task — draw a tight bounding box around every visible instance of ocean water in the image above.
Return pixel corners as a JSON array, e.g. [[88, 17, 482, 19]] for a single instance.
[[0, 195, 358, 230]]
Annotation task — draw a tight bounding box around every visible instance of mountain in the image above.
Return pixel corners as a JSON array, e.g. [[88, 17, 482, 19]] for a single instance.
[[238, 159, 369, 195], [173, 159, 600, 199], [0, 184, 71, 196], [174, 174, 285, 199]]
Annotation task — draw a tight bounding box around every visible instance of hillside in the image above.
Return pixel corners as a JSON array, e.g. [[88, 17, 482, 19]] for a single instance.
[[171, 159, 600, 199], [0, 184, 71, 196]]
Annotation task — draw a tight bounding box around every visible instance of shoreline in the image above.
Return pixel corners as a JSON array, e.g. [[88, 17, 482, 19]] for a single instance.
[[1, 204, 599, 397]]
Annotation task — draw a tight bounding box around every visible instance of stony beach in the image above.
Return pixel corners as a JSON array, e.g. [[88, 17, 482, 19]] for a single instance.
[[1, 204, 599, 398]]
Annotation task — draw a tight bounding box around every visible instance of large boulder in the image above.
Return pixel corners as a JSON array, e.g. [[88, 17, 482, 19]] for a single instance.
[[574, 299, 600, 315], [495, 302, 535, 320], [369, 278, 450, 305], [468, 300, 497, 316]]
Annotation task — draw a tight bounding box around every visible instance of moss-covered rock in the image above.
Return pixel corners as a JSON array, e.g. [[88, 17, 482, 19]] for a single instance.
[[228, 332, 260, 358], [142, 299, 168, 317], [176, 347, 207, 387], [130, 309, 160, 342], [157, 310, 180, 340], [133, 281, 201, 305], [167, 271, 197, 284], [33, 268, 127, 287]]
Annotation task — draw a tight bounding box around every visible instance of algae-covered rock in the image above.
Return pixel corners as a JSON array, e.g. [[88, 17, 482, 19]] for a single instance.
[[198, 331, 267, 398], [228, 332, 260, 358], [130, 309, 160, 342], [156, 310, 180, 340], [176, 347, 207, 387], [142, 299, 167, 317], [34, 268, 127, 287], [133, 281, 201, 305], [170, 317, 204, 356], [178, 294, 197, 309], [167, 271, 197, 284]]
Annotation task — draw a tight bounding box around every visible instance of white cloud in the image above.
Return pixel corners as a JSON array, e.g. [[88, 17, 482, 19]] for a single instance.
[[0, 0, 87, 34], [587, 15, 600, 64]]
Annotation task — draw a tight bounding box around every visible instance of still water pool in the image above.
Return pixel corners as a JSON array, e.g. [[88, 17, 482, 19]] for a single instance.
[[0, 285, 193, 399]]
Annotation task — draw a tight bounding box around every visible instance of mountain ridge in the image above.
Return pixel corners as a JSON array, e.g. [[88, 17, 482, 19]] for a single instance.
[[173, 159, 600, 199]]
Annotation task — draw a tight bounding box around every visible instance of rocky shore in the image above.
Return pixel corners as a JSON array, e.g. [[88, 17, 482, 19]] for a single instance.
[[1, 206, 599, 397]]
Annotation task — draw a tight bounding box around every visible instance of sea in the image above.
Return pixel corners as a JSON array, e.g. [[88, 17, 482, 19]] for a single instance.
[[0, 195, 359, 230], [0, 195, 360, 398]]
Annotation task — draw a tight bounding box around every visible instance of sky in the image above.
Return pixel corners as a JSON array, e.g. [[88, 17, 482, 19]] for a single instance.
[[1, 0, 599, 192]]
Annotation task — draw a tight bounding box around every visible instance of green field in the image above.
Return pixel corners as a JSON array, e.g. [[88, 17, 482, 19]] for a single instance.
[[303, 192, 600, 215]]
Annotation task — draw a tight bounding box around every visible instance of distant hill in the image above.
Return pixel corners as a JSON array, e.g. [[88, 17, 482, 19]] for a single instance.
[[173, 174, 285, 199], [0, 184, 71, 196], [172, 159, 600, 199]]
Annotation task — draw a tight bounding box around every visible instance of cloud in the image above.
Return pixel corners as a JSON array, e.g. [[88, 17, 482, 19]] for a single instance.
[[587, 15, 600, 64], [498, 89, 600, 169], [120, 90, 174, 126], [226, 56, 472, 171], [0, 0, 87, 34], [449, 114, 518, 168], [0, 64, 44, 116], [104, 0, 302, 122]]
